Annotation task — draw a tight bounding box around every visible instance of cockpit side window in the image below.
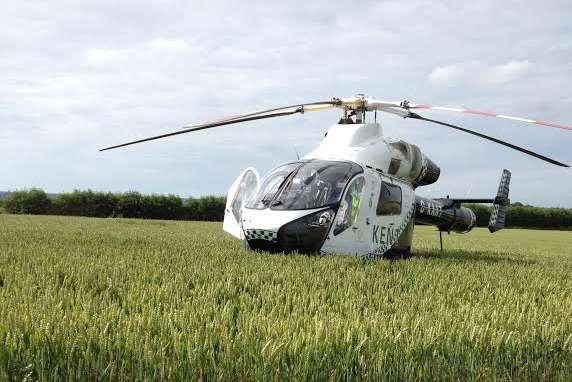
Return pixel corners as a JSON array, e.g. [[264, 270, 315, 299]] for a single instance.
[[333, 176, 365, 235], [376, 181, 402, 215]]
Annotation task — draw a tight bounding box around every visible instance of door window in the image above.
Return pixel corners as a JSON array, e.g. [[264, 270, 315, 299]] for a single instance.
[[333, 176, 365, 235], [231, 170, 258, 222], [376, 182, 402, 215]]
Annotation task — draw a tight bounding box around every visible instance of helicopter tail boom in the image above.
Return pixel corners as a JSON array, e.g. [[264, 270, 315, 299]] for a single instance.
[[414, 196, 477, 234], [415, 169, 511, 234]]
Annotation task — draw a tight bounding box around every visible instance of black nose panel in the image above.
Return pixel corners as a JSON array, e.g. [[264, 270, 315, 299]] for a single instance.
[[247, 224, 329, 254], [246, 209, 334, 254], [277, 224, 329, 253], [246, 239, 283, 253], [248, 227, 330, 256]]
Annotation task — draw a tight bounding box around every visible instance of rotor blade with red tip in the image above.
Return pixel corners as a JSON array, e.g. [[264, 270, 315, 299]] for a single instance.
[[404, 102, 572, 132]]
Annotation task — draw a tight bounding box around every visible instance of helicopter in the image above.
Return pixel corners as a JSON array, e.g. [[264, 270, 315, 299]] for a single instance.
[[101, 94, 570, 259]]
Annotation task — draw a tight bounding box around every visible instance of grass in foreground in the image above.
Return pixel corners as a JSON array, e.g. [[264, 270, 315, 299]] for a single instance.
[[0, 214, 571, 381]]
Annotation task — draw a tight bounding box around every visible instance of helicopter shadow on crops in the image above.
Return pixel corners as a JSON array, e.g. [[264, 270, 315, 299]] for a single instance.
[[414, 249, 537, 266]]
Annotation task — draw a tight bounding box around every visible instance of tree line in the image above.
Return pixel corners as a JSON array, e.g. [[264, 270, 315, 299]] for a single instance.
[[0, 189, 225, 221], [1, 189, 571, 229]]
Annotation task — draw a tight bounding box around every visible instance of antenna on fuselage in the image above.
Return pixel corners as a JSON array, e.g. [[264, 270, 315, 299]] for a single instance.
[[293, 146, 300, 160]]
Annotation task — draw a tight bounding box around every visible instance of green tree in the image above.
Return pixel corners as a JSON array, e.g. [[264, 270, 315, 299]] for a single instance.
[[184, 197, 200, 220], [4, 189, 51, 215], [52, 190, 119, 217], [139, 194, 184, 220], [117, 191, 144, 218], [196, 196, 226, 221]]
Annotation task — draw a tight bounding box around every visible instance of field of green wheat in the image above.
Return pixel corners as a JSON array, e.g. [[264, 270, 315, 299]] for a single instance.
[[0, 214, 571, 381]]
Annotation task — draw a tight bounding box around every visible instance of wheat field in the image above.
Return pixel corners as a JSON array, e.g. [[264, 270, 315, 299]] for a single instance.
[[0, 214, 570, 381]]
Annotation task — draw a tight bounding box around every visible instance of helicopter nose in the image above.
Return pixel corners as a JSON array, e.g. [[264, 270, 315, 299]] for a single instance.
[[245, 208, 335, 254]]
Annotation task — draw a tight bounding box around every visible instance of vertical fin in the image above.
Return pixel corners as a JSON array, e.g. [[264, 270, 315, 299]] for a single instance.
[[488, 169, 511, 233]]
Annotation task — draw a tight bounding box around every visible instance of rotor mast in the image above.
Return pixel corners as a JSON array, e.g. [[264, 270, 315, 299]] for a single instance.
[[342, 93, 368, 124]]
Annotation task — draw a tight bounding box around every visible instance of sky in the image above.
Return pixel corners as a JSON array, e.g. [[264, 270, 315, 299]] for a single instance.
[[1, 0, 571, 207]]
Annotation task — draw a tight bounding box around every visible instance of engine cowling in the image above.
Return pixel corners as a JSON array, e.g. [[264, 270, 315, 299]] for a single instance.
[[414, 154, 441, 187], [387, 141, 440, 187]]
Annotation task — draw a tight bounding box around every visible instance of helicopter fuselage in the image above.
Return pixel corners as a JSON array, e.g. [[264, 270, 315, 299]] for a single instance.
[[223, 122, 478, 258]]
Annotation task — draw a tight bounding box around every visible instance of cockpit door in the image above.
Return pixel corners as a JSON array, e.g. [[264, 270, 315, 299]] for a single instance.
[[321, 174, 371, 256], [223, 168, 260, 239]]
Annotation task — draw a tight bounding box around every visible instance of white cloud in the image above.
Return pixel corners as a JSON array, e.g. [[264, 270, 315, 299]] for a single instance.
[[85, 38, 189, 67], [428, 64, 460, 86], [482, 60, 531, 85], [146, 38, 187, 51], [428, 60, 532, 87], [215, 46, 256, 60], [428, 62, 480, 86], [86, 48, 128, 65], [549, 41, 572, 52]]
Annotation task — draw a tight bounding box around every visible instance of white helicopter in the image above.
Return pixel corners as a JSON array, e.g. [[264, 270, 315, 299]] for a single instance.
[[101, 95, 570, 259]]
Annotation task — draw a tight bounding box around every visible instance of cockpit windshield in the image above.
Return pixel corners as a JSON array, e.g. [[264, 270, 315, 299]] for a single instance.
[[246, 160, 363, 210], [246, 162, 300, 210]]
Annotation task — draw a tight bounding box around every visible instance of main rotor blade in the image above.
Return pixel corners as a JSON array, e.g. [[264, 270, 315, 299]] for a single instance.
[[181, 100, 340, 129], [100, 110, 298, 152], [100, 100, 339, 152], [409, 113, 570, 167], [401, 102, 572, 132]]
